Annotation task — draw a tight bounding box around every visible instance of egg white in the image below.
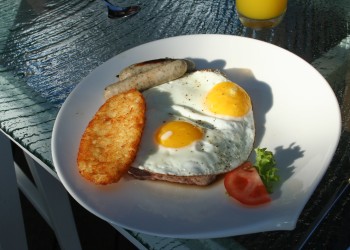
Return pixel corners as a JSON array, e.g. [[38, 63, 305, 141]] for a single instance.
[[131, 70, 255, 176]]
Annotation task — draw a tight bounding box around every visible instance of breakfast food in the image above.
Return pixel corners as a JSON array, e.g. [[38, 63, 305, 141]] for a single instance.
[[104, 59, 192, 99], [129, 167, 217, 186], [77, 89, 145, 185], [78, 57, 255, 187], [224, 161, 271, 206], [128, 69, 255, 185], [224, 148, 278, 206], [118, 58, 195, 81]]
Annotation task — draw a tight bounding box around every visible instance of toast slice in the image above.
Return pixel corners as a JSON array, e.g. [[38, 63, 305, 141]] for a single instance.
[[128, 167, 218, 186]]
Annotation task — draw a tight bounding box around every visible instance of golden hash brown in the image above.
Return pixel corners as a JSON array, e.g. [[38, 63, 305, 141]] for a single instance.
[[77, 89, 146, 185]]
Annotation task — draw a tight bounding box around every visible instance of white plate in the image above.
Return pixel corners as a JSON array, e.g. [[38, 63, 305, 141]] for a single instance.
[[52, 34, 341, 239]]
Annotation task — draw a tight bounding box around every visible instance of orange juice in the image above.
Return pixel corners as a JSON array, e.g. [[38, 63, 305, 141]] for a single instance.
[[236, 0, 287, 28]]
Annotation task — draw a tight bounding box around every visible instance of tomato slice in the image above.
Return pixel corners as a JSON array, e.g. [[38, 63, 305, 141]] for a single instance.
[[224, 162, 271, 206]]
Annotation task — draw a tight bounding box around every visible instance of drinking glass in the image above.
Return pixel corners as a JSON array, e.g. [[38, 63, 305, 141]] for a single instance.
[[236, 0, 288, 29]]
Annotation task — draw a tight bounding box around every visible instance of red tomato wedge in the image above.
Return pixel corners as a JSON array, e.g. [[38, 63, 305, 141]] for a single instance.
[[224, 162, 271, 206]]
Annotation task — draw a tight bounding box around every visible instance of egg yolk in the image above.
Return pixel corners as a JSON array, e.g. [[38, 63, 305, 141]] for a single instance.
[[205, 81, 251, 117], [155, 121, 203, 148]]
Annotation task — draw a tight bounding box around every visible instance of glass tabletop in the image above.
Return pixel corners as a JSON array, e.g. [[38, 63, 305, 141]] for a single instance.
[[1, 0, 349, 248]]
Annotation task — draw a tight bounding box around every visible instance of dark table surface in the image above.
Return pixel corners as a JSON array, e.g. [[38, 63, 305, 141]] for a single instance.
[[1, 0, 350, 249]]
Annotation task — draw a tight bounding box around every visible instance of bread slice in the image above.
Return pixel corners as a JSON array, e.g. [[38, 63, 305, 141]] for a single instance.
[[128, 167, 218, 186], [77, 89, 145, 185]]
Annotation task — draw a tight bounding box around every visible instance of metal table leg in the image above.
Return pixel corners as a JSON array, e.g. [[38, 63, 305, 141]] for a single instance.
[[23, 153, 82, 250], [0, 130, 82, 250], [0, 131, 28, 250]]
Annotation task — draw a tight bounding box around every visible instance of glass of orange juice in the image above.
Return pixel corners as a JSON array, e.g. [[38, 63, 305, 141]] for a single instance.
[[236, 0, 288, 29]]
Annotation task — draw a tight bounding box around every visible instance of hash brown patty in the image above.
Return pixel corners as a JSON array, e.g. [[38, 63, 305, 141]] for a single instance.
[[77, 89, 146, 185]]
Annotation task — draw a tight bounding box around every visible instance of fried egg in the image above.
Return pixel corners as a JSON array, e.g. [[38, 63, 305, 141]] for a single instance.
[[131, 70, 255, 176]]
